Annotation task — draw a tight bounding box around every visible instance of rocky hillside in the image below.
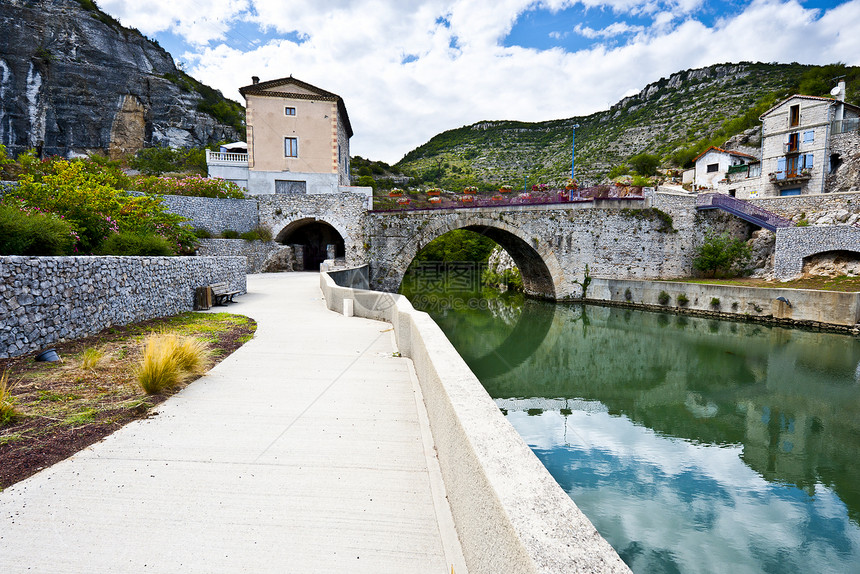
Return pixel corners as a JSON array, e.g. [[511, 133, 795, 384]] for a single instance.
[[396, 62, 860, 188], [0, 0, 243, 160]]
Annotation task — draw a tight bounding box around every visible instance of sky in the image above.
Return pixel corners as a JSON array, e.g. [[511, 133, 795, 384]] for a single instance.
[[97, 0, 860, 164]]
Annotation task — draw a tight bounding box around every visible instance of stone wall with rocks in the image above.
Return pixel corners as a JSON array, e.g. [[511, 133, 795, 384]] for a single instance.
[[127, 192, 260, 235], [196, 239, 294, 273], [826, 130, 860, 194], [773, 227, 860, 280], [0, 256, 246, 358], [749, 192, 860, 225]]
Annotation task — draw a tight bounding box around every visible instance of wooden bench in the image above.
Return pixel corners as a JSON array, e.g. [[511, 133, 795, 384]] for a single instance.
[[210, 282, 241, 306]]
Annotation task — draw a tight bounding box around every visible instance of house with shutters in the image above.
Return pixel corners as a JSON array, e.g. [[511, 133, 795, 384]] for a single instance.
[[206, 76, 368, 197], [758, 81, 860, 197], [693, 146, 760, 196]]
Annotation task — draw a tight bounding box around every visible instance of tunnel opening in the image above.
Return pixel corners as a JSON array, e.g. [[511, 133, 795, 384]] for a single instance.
[[277, 219, 345, 271]]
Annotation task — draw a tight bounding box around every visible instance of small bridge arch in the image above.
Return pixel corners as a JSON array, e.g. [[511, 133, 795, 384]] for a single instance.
[[274, 217, 349, 271], [369, 212, 566, 299]]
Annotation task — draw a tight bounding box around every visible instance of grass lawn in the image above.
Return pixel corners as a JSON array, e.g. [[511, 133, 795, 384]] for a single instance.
[[667, 276, 860, 292], [0, 312, 256, 490]]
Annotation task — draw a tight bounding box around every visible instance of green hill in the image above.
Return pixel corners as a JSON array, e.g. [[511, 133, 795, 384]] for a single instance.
[[395, 62, 860, 189]]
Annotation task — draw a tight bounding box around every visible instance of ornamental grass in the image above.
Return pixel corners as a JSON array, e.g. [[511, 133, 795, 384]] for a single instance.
[[137, 333, 209, 395]]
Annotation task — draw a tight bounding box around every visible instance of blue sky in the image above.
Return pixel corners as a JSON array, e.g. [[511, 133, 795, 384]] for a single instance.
[[100, 0, 860, 163]]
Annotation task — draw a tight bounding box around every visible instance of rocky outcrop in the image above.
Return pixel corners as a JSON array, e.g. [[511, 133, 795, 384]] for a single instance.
[[0, 0, 240, 159]]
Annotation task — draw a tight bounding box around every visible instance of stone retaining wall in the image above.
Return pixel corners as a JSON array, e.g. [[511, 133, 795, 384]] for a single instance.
[[320, 267, 630, 574], [196, 239, 287, 273], [773, 226, 860, 280], [134, 193, 260, 235], [1, 256, 246, 358], [589, 277, 860, 327]]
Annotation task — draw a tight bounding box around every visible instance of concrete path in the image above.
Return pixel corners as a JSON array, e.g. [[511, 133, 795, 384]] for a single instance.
[[0, 273, 465, 573]]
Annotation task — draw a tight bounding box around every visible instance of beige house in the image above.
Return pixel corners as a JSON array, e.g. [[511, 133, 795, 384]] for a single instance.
[[758, 81, 860, 197], [207, 76, 367, 197]]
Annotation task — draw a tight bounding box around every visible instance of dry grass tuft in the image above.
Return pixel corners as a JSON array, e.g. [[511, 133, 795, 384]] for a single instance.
[[81, 348, 104, 371], [0, 370, 16, 426], [137, 333, 209, 395]]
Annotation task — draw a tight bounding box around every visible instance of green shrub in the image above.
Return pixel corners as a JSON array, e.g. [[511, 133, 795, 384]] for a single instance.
[[677, 293, 689, 306], [194, 227, 212, 239], [658, 290, 670, 305], [629, 153, 660, 176], [10, 156, 194, 253], [239, 226, 273, 242], [693, 231, 752, 277], [131, 175, 244, 198], [221, 229, 240, 239], [710, 297, 720, 308], [0, 370, 16, 427], [0, 202, 75, 255], [624, 287, 632, 301], [96, 232, 175, 256]]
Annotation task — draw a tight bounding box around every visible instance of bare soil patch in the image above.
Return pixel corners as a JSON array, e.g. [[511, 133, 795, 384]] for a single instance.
[[0, 312, 256, 490]]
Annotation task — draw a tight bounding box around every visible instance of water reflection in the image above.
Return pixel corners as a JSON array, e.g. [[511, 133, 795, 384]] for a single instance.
[[410, 291, 860, 574]]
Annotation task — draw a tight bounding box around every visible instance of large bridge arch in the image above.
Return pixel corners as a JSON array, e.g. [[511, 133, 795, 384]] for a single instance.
[[369, 212, 567, 299]]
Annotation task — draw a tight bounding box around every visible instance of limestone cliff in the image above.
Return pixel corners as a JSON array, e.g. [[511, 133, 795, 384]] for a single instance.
[[0, 0, 242, 159]]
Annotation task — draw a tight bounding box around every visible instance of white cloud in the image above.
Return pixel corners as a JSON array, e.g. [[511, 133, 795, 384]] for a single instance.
[[97, 0, 860, 163]]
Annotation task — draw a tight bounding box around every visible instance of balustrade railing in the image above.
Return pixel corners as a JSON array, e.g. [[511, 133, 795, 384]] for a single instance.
[[206, 150, 249, 164]]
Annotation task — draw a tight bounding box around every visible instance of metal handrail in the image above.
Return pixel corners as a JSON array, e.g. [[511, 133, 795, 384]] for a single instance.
[[696, 193, 795, 231]]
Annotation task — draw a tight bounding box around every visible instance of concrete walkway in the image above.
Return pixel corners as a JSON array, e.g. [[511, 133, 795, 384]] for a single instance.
[[0, 273, 465, 573]]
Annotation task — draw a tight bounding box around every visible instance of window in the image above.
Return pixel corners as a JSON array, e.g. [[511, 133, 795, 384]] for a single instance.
[[749, 163, 761, 178], [789, 104, 800, 127], [787, 132, 799, 152], [706, 163, 719, 173], [729, 189, 736, 197], [275, 180, 306, 195], [803, 154, 814, 169], [285, 137, 298, 158], [285, 107, 296, 116], [803, 130, 814, 143], [780, 188, 801, 196], [786, 155, 799, 176]]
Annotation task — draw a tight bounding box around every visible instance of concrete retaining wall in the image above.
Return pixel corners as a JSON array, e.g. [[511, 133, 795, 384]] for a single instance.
[[1, 256, 246, 358], [589, 278, 860, 327], [320, 267, 630, 574]]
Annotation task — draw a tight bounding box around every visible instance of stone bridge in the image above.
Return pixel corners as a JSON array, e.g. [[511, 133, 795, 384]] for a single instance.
[[244, 190, 860, 298]]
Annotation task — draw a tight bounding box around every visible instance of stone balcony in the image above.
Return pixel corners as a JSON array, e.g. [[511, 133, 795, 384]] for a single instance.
[[769, 170, 812, 187]]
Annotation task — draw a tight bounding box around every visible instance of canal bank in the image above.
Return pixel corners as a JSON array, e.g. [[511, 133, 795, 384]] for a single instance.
[[320, 267, 630, 573], [585, 278, 860, 332]]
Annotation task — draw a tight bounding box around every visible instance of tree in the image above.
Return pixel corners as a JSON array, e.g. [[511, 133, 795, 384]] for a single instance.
[[693, 231, 752, 277], [628, 153, 660, 176]]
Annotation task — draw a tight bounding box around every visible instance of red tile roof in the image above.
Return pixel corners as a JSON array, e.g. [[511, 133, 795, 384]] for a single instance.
[[693, 146, 758, 164]]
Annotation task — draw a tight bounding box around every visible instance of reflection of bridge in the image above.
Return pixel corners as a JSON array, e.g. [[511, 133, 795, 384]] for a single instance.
[[494, 397, 609, 415]]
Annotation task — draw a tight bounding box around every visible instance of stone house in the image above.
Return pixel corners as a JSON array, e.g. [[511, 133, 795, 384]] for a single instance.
[[758, 81, 860, 197], [693, 146, 759, 196], [207, 76, 369, 197]]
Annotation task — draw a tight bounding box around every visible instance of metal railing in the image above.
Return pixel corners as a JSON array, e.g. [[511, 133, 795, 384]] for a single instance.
[[206, 150, 249, 164], [831, 118, 860, 135], [696, 193, 795, 231], [372, 185, 646, 212]]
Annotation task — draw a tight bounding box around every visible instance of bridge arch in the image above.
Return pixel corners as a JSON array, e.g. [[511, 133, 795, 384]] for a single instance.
[[274, 217, 349, 271], [774, 228, 860, 280], [379, 214, 566, 299]]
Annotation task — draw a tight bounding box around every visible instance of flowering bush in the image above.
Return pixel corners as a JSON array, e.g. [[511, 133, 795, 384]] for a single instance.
[[0, 201, 75, 255], [463, 186, 478, 194], [499, 185, 513, 193], [131, 175, 245, 199], [11, 158, 195, 254]]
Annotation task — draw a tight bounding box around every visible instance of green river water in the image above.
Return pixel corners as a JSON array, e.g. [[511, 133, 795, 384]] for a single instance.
[[403, 283, 860, 574]]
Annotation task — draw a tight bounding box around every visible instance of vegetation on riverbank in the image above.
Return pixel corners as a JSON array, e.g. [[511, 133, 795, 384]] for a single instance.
[[0, 312, 256, 489]]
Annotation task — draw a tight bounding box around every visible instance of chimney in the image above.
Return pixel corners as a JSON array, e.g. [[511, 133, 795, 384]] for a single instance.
[[252, 76, 259, 85], [837, 79, 846, 102]]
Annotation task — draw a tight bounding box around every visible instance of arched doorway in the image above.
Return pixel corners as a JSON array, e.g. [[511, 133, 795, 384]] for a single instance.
[[277, 218, 345, 271]]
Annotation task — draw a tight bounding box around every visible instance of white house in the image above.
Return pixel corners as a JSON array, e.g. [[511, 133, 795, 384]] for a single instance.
[[693, 146, 759, 193]]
